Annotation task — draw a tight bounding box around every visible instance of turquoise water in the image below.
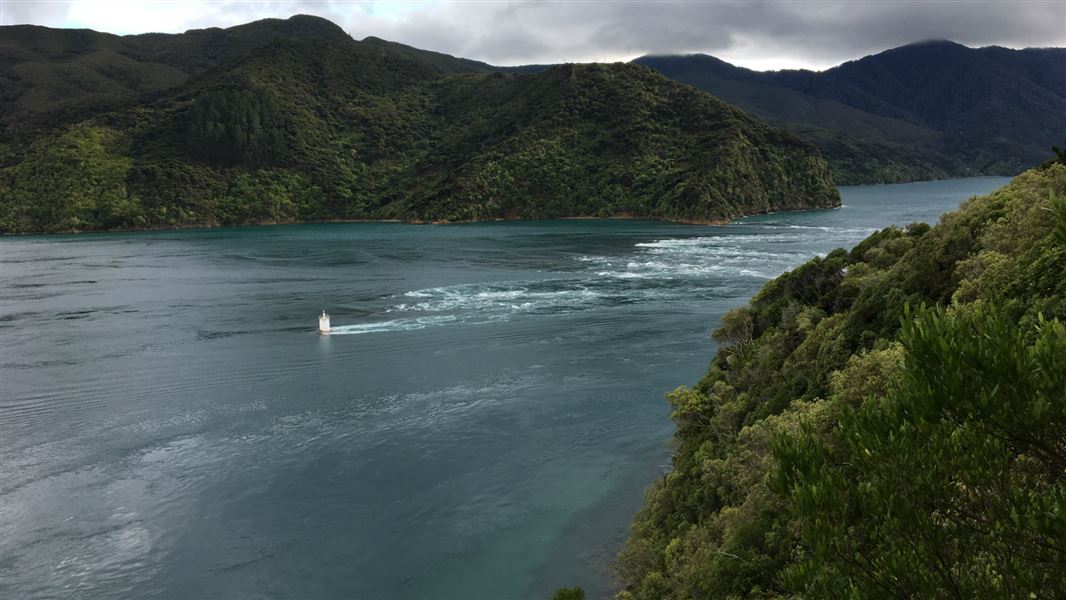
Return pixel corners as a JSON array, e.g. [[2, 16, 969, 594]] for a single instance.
[[0, 177, 1009, 599]]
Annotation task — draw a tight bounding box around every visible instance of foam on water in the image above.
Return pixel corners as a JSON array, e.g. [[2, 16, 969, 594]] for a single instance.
[[395, 283, 603, 314], [324, 222, 879, 335]]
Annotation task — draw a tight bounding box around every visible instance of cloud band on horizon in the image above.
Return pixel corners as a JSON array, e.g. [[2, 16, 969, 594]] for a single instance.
[[2, 0, 1064, 70]]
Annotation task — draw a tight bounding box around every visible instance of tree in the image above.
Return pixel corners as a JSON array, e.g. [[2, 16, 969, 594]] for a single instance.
[[773, 304, 1066, 599], [185, 89, 286, 167], [549, 586, 585, 600], [712, 307, 754, 353]]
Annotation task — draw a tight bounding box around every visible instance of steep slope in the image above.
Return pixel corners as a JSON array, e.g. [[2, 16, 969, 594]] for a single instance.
[[394, 63, 838, 223], [0, 15, 358, 139], [777, 41, 1066, 169], [618, 160, 1066, 598], [634, 54, 936, 144], [635, 42, 1066, 184], [359, 36, 550, 75], [0, 18, 839, 233], [633, 54, 960, 184]]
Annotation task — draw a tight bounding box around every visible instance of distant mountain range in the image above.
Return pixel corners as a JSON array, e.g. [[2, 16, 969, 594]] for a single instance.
[[0, 15, 837, 233], [635, 41, 1066, 183], [2, 15, 1062, 232]]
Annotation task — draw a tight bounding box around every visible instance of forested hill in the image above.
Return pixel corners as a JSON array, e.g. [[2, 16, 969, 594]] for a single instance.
[[616, 158, 1066, 599], [0, 15, 838, 233], [635, 41, 1066, 184]]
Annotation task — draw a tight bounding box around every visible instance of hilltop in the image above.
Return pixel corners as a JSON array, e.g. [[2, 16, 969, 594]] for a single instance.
[[636, 41, 1066, 183], [0, 15, 838, 233]]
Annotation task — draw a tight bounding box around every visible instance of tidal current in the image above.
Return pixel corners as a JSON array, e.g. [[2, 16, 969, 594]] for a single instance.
[[0, 177, 1009, 599]]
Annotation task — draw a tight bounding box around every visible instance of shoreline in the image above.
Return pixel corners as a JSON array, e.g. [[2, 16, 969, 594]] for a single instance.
[[1, 206, 844, 237]]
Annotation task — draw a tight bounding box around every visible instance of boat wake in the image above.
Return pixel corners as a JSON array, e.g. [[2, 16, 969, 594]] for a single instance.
[[326, 315, 462, 335]]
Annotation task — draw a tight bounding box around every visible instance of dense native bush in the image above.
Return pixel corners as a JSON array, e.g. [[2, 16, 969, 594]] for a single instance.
[[0, 123, 137, 232], [184, 89, 287, 167], [0, 38, 838, 233], [774, 304, 1066, 599], [617, 164, 1066, 599]]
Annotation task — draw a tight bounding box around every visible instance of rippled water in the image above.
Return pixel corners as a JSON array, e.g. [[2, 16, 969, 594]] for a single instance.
[[0, 177, 1008, 599]]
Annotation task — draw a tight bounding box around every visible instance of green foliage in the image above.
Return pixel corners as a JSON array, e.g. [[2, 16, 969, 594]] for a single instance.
[[1051, 190, 1066, 247], [185, 89, 286, 166], [0, 15, 354, 140], [550, 586, 586, 600], [711, 308, 754, 354], [774, 304, 1066, 598], [0, 23, 838, 233], [0, 123, 138, 232], [1047, 140, 1066, 168], [636, 45, 1066, 184], [619, 164, 1066, 599], [213, 169, 321, 225], [826, 342, 903, 406]]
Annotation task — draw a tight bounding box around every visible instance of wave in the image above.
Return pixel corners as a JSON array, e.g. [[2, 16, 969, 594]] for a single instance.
[[327, 225, 867, 335]]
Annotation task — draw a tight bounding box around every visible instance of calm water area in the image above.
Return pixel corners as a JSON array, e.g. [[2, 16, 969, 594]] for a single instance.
[[0, 177, 1009, 599]]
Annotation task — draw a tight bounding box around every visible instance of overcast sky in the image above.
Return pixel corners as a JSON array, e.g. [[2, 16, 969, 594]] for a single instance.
[[2, 0, 1065, 70]]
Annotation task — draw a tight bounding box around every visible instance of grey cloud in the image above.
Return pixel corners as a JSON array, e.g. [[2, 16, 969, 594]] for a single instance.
[[3, 0, 1064, 70], [2, 0, 71, 29], [336, 0, 1066, 68]]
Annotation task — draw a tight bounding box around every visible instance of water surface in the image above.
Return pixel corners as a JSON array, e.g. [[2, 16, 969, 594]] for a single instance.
[[0, 177, 1009, 599]]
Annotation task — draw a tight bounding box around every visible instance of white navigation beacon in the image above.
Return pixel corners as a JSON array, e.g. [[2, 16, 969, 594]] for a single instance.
[[318, 310, 331, 334]]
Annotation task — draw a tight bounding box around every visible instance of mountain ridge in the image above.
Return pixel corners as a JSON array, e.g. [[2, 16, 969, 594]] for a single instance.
[[635, 42, 1066, 183], [0, 16, 839, 233], [6, 14, 1061, 186]]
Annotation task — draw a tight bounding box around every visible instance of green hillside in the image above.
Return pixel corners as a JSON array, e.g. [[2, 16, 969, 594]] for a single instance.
[[636, 43, 1066, 184], [0, 16, 838, 233], [617, 160, 1066, 598], [0, 15, 357, 138]]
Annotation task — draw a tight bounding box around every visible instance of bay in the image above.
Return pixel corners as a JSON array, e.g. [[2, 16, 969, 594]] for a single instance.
[[0, 177, 1009, 599]]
